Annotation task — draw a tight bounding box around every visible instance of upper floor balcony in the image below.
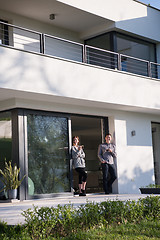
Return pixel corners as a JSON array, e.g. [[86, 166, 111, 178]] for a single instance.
[[0, 21, 160, 80], [1, 21, 160, 115]]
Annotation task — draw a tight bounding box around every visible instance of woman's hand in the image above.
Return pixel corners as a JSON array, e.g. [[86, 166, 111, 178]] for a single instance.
[[78, 145, 83, 150], [101, 160, 106, 163]]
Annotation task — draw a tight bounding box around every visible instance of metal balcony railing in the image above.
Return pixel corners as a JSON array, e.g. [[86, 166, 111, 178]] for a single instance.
[[120, 54, 149, 77], [85, 45, 119, 70], [151, 62, 160, 79], [0, 21, 160, 80]]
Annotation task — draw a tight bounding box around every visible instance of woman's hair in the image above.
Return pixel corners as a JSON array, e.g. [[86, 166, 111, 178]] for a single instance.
[[72, 136, 80, 144]]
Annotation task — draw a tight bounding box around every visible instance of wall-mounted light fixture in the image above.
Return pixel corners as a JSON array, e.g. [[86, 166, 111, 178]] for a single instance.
[[49, 14, 55, 20], [131, 130, 136, 136]]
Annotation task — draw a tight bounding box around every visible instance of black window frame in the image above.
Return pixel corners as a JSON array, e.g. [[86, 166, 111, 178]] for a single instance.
[[0, 19, 9, 45]]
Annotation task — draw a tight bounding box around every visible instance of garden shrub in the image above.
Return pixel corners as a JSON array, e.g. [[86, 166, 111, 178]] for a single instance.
[[139, 195, 160, 220], [1, 195, 160, 239]]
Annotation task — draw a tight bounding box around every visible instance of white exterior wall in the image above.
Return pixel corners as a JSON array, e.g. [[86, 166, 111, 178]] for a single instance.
[[115, 112, 155, 193], [116, 6, 160, 43], [1, 46, 160, 112]]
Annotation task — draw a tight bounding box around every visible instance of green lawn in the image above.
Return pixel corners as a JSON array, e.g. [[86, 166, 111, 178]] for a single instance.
[[1, 220, 160, 239], [62, 220, 160, 240]]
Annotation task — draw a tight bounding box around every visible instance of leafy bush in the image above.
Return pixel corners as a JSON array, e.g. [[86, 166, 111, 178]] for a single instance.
[[21, 196, 160, 239], [140, 195, 160, 219], [0, 221, 30, 240], [1, 196, 160, 239]]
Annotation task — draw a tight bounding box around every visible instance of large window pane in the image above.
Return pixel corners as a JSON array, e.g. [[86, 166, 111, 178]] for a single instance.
[[85, 33, 117, 70], [27, 114, 70, 195], [116, 33, 156, 76], [85, 32, 156, 76], [0, 111, 12, 199], [0, 111, 12, 170], [116, 33, 156, 62], [85, 33, 111, 51]]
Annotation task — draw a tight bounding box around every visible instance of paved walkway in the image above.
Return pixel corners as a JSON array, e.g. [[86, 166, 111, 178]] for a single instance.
[[0, 193, 152, 225]]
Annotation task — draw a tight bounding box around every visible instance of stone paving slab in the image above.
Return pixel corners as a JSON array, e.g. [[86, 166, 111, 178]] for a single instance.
[[0, 193, 152, 225]]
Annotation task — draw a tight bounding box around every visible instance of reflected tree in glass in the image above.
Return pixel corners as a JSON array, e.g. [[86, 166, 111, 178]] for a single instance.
[[0, 112, 12, 170], [27, 114, 70, 195]]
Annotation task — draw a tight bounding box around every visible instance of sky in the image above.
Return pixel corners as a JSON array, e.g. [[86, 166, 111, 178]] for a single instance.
[[139, 0, 160, 9]]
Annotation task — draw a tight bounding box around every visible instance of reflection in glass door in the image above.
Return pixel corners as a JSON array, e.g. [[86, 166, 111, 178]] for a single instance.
[[0, 111, 12, 171], [27, 114, 70, 196]]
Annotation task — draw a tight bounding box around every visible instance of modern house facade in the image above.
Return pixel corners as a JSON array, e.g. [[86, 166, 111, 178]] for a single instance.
[[0, 0, 160, 200]]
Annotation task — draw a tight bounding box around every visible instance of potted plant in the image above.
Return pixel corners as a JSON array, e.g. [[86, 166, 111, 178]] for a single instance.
[[139, 184, 160, 194], [0, 161, 26, 199]]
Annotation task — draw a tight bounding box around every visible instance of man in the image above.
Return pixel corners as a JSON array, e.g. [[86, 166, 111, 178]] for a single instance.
[[98, 133, 117, 194]]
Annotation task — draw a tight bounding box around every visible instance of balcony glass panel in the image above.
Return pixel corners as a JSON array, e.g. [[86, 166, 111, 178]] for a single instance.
[[45, 35, 83, 62], [13, 28, 41, 53]]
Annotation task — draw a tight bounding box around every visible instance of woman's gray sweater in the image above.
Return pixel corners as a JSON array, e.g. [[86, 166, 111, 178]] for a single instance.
[[71, 146, 85, 169]]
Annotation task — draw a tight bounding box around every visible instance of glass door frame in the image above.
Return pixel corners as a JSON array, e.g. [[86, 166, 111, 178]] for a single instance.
[[151, 122, 160, 185], [23, 109, 73, 200], [13, 109, 108, 200]]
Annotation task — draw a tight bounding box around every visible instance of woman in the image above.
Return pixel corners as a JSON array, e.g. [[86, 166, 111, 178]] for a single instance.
[[72, 136, 87, 196]]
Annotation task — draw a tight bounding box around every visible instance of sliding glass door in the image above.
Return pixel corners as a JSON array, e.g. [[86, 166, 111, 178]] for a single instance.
[[27, 113, 70, 196]]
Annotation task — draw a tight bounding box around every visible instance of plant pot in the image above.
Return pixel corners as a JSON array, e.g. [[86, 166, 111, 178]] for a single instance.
[[139, 188, 160, 194], [8, 189, 18, 199]]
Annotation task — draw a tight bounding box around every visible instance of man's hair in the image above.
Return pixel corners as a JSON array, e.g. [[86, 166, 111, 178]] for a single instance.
[[105, 133, 112, 137]]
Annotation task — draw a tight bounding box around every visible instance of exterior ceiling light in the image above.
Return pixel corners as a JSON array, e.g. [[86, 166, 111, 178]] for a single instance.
[[49, 14, 55, 20]]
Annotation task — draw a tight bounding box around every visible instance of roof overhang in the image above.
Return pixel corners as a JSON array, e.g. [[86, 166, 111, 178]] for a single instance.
[[0, 88, 160, 116], [0, 0, 113, 36]]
